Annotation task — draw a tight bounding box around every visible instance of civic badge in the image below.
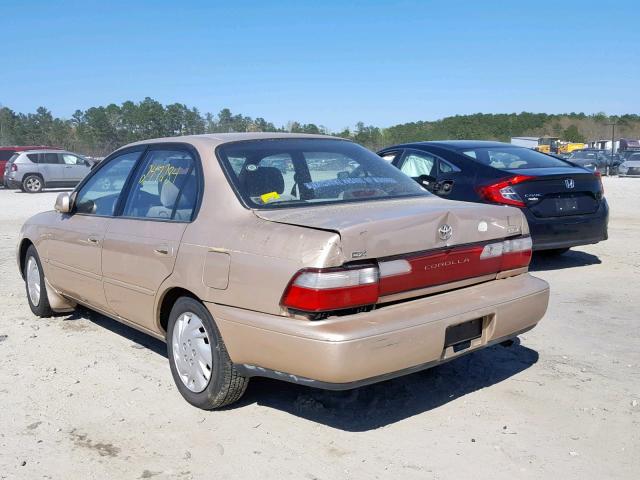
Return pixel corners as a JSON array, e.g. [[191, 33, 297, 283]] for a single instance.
[[438, 224, 453, 241], [564, 178, 575, 189]]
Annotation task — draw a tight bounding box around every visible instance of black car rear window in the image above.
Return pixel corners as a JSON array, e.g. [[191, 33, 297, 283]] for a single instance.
[[462, 146, 570, 169], [217, 139, 429, 209]]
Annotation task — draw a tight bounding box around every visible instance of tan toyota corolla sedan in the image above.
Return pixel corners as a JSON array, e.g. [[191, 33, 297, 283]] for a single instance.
[[17, 133, 549, 409]]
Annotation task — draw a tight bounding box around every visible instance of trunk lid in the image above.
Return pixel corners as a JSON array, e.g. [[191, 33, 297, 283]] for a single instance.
[[504, 167, 603, 218], [254, 196, 527, 262]]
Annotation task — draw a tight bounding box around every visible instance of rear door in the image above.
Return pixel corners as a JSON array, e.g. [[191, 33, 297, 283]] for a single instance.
[[61, 153, 91, 184], [101, 145, 201, 331], [39, 152, 65, 183]]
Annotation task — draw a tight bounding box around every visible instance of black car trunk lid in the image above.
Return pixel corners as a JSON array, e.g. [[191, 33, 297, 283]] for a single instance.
[[506, 168, 603, 218]]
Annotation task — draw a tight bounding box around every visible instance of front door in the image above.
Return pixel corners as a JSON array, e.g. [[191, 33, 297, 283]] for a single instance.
[[46, 149, 143, 311], [101, 146, 200, 331], [61, 153, 91, 184]]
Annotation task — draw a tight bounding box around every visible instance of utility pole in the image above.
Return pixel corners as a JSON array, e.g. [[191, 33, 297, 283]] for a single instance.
[[607, 121, 617, 175]]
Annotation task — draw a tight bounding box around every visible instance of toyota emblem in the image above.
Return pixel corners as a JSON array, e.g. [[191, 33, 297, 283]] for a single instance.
[[438, 224, 453, 241]]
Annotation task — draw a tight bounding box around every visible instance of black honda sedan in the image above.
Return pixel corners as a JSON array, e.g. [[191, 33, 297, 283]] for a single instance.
[[378, 141, 608, 255]]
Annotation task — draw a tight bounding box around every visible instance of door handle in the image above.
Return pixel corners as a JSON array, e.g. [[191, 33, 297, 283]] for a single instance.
[[87, 236, 100, 245], [65, 165, 72, 168], [154, 246, 170, 255]]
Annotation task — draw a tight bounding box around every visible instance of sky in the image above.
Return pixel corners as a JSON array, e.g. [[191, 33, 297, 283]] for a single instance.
[[1, 0, 639, 130]]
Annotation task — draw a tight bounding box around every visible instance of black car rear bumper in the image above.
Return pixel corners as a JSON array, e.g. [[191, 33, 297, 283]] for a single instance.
[[524, 199, 609, 251]]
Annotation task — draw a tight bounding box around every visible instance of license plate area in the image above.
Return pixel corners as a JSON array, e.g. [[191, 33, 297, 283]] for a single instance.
[[445, 318, 483, 352], [555, 197, 578, 213]]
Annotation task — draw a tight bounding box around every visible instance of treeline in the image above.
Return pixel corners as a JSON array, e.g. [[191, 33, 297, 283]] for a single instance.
[[1, 98, 639, 156]]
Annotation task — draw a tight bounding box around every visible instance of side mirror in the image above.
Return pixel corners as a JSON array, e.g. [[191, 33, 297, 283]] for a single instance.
[[54, 192, 71, 213]]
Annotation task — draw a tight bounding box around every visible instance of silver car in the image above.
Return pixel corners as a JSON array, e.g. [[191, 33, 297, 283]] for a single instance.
[[4, 150, 92, 193]]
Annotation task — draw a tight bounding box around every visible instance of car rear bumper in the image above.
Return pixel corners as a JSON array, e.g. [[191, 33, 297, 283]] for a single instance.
[[207, 273, 549, 388], [4, 178, 21, 189], [525, 199, 609, 251]]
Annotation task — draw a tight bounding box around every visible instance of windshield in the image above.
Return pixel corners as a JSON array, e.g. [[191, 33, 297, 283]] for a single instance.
[[462, 146, 570, 169], [217, 139, 428, 209]]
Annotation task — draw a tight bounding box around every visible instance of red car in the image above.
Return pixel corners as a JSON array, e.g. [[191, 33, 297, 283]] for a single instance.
[[0, 146, 62, 184]]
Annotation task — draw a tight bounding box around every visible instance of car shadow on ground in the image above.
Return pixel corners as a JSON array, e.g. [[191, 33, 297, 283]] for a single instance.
[[65, 306, 538, 431], [237, 340, 539, 431], [65, 306, 167, 357], [530, 250, 601, 272]]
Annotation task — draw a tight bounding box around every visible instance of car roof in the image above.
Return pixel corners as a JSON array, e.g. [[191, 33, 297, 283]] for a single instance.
[[122, 132, 347, 151], [0, 145, 61, 151], [383, 140, 514, 151], [18, 149, 73, 155]]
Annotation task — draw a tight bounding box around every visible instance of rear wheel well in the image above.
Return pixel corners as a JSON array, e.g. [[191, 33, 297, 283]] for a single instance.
[[159, 287, 200, 334], [18, 239, 34, 278]]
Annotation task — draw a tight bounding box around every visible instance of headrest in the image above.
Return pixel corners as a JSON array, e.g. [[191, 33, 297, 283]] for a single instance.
[[244, 166, 285, 196], [160, 175, 197, 209]]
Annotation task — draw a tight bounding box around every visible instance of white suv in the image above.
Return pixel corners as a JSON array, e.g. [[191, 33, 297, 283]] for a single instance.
[[4, 150, 92, 193]]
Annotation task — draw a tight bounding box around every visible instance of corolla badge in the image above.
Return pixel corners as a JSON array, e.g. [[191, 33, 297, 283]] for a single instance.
[[438, 224, 453, 241], [565, 178, 575, 189]]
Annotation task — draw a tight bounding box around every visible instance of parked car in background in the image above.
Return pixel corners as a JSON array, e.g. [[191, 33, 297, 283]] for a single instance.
[[0, 145, 61, 185], [566, 149, 610, 173], [16, 133, 549, 409], [4, 149, 91, 192], [617, 152, 640, 177], [379, 141, 608, 255]]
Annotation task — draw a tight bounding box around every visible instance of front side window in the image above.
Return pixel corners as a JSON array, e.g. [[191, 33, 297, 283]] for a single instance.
[[216, 139, 428, 209], [462, 147, 570, 169], [122, 149, 198, 221], [62, 153, 83, 165], [400, 152, 436, 177], [74, 151, 140, 216]]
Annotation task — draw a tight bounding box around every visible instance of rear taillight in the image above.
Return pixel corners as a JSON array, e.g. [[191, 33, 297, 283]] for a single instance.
[[478, 175, 534, 207], [480, 236, 533, 270], [11, 163, 17, 172], [281, 266, 379, 313], [594, 170, 604, 194], [282, 237, 533, 314]]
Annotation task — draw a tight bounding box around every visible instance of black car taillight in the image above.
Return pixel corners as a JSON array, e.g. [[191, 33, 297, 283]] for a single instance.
[[477, 175, 534, 207]]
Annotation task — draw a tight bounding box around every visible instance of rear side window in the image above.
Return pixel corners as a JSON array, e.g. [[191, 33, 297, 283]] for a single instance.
[[462, 147, 569, 169], [27, 154, 39, 163], [41, 153, 61, 164], [122, 149, 198, 221]]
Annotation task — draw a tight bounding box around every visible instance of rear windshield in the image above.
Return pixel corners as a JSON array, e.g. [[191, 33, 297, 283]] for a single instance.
[[216, 139, 428, 209], [462, 146, 570, 169]]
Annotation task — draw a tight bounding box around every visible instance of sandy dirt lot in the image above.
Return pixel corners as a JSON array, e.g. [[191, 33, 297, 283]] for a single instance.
[[0, 178, 638, 480]]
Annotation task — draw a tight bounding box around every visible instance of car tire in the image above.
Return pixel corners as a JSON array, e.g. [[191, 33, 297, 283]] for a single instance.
[[24, 245, 53, 317], [22, 175, 44, 193], [167, 297, 249, 409], [540, 248, 570, 256]]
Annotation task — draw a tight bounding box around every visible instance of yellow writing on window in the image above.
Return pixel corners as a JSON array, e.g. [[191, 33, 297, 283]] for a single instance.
[[139, 163, 185, 185]]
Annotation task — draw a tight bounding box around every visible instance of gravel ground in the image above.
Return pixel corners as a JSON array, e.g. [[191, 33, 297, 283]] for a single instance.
[[0, 178, 638, 480]]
